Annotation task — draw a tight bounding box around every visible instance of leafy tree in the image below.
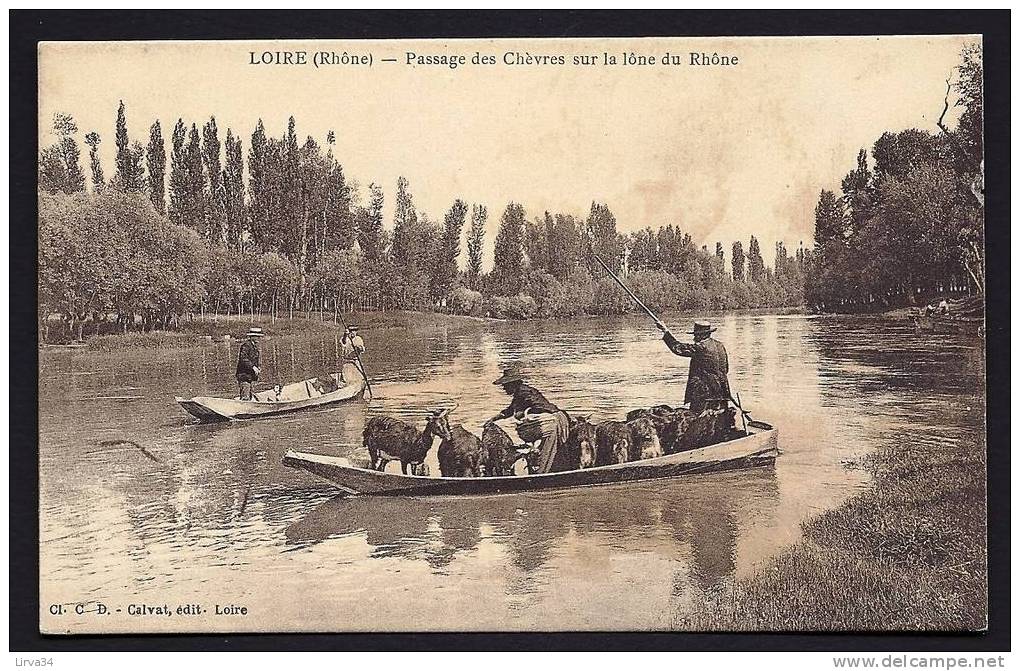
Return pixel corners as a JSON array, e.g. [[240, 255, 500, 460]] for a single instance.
[[547, 213, 580, 280], [583, 202, 625, 272], [431, 199, 467, 300], [39, 114, 86, 195], [524, 213, 550, 271], [628, 227, 658, 272], [840, 148, 873, 238], [357, 183, 385, 261], [491, 202, 526, 295], [813, 189, 845, 255], [146, 121, 166, 212]]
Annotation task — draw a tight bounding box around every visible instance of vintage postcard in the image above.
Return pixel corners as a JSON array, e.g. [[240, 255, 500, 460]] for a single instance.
[[37, 35, 987, 634]]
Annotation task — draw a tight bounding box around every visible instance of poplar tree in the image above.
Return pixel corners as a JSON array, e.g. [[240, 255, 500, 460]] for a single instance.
[[431, 199, 467, 299], [85, 132, 104, 190], [747, 235, 765, 283], [466, 204, 487, 288], [731, 240, 745, 282], [247, 119, 270, 249], [185, 124, 206, 235], [357, 183, 385, 261], [391, 176, 417, 268], [113, 101, 145, 191], [202, 117, 224, 243], [146, 121, 166, 212], [168, 119, 188, 227], [223, 129, 245, 249], [584, 202, 625, 272], [491, 202, 526, 295]]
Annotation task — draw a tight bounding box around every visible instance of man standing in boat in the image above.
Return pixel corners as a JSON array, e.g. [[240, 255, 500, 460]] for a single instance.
[[656, 320, 732, 413], [488, 366, 570, 474], [341, 325, 366, 361], [236, 327, 264, 400]]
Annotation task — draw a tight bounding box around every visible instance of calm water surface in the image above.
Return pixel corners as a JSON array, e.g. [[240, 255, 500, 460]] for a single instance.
[[38, 313, 985, 632]]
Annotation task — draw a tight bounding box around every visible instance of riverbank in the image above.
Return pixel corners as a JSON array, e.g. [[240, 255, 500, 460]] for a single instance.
[[679, 425, 986, 630], [42, 311, 492, 353], [42, 306, 812, 352]]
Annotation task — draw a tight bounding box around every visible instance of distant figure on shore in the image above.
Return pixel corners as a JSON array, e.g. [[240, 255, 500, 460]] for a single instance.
[[488, 366, 570, 474], [938, 299, 951, 315], [657, 320, 732, 413], [236, 327, 264, 400]]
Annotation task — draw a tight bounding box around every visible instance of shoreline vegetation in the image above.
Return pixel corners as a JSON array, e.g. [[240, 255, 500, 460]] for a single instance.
[[38, 44, 982, 344], [680, 425, 986, 631], [40, 307, 815, 353]]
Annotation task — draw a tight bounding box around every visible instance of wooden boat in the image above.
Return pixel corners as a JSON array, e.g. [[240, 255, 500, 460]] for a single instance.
[[282, 421, 778, 497], [176, 362, 366, 422], [913, 313, 985, 336]]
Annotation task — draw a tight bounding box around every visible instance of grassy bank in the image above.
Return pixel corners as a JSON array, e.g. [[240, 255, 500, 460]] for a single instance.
[[44, 311, 491, 353], [679, 432, 987, 631]]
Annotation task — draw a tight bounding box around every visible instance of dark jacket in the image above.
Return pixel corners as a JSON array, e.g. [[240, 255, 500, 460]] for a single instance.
[[236, 339, 261, 382], [494, 383, 561, 419], [663, 332, 731, 408]]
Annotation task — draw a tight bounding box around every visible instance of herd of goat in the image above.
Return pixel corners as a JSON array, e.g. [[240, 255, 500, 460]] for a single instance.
[[363, 404, 738, 478]]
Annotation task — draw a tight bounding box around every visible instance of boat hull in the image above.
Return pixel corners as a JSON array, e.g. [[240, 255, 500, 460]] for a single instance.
[[176, 363, 366, 422], [913, 314, 985, 336], [283, 425, 778, 497]]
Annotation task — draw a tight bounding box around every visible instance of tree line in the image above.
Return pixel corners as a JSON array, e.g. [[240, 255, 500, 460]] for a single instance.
[[39, 103, 806, 340], [805, 43, 984, 312]]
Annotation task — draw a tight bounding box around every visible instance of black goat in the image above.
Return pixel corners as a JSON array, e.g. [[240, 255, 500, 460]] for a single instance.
[[438, 424, 485, 478], [363, 409, 452, 475]]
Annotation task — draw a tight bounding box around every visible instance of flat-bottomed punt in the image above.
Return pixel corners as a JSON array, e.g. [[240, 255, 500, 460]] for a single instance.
[[283, 421, 778, 497], [177, 362, 366, 422]]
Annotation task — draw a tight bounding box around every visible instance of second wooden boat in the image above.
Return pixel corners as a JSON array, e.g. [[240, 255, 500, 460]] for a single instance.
[[176, 362, 366, 422]]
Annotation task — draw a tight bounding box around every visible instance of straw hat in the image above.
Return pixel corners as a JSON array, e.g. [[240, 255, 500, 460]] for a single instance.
[[245, 327, 265, 338], [492, 366, 524, 386]]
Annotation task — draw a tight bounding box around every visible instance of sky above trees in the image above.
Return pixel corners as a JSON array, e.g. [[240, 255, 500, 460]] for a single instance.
[[39, 36, 972, 257]]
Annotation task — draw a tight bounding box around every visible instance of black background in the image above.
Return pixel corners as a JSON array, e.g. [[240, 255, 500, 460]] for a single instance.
[[9, 9, 1010, 652]]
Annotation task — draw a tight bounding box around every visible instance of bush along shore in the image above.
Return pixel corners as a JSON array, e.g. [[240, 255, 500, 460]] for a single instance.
[[678, 430, 986, 631]]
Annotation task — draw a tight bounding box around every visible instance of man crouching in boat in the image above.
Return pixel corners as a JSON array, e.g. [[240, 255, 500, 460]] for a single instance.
[[236, 327, 265, 400], [657, 320, 731, 413], [487, 367, 570, 474]]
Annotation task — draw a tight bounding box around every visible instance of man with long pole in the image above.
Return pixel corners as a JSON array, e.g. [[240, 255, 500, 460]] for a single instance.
[[592, 254, 733, 414], [337, 313, 373, 400]]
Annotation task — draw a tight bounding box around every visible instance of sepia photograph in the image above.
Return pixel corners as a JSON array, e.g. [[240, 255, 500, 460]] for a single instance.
[[26, 24, 995, 640]]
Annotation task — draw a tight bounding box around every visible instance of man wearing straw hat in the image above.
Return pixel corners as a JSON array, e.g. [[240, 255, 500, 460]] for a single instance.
[[659, 320, 732, 413], [236, 327, 265, 400], [488, 366, 570, 474]]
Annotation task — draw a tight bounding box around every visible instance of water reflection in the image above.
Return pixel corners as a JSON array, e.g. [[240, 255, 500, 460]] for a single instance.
[[286, 468, 779, 594], [38, 313, 984, 631]]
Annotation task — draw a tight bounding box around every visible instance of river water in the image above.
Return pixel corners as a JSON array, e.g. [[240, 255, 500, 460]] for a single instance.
[[38, 312, 985, 632]]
